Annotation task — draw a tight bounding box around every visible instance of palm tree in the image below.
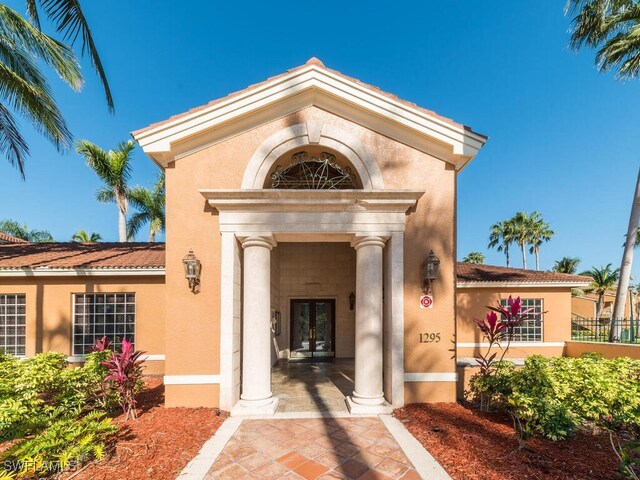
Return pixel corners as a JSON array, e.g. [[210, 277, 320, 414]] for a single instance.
[[0, 219, 52, 242], [528, 214, 555, 270], [76, 140, 135, 242], [566, 0, 640, 338], [553, 257, 581, 274], [581, 263, 620, 325], [71, 229, 101, 242], [462, 251, 485, 264], [127, 173, 166, 242], [510, 212, 535, 269], [488, 221, 514, 267], [1, 1, 112, 178]]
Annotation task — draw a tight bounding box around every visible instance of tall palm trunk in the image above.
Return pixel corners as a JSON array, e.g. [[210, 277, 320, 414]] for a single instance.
[[148, 231, 155, 242], [596, 294, 603, 322], [117, 194, 128, 242], [611, 168, 640, 341], [505, 245, 510, 267], [521, 244, 527, 269], [534, 247, 540, 271]]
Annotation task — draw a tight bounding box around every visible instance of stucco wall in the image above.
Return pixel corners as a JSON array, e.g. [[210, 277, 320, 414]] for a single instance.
[[456, 286, 573, 359], [0, 276, 165, 375], [565, 341, 640, 359], [164, 105, 458, 406]]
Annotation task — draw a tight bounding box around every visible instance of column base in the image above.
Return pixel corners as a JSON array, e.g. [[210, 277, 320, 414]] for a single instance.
[[231, 397, 279, 416], [346, 396, 393, 415]]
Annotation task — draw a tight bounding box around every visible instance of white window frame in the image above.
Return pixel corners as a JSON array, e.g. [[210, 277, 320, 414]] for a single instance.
[[500, 297, 544, 342], [72, 292, 136, 356], [0, 293, 26, 356]]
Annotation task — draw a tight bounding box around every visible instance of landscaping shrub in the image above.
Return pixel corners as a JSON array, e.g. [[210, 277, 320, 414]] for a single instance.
[[0, 411, 116, 478], [470, 354, 640, 440], [101, 338, 145, 420], [0, 339, 146, 478], [470, 298, 640, 477]]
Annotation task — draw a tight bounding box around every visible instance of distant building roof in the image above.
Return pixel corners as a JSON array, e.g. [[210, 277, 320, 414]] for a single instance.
[[0, 242, 165, 274], [456, 262, 591, 287], [0, 232, 28, 244]]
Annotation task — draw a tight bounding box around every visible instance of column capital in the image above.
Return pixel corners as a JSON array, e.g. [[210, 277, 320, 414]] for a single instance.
[[239, 235, 276, 250], [351, 235, 388, 250]]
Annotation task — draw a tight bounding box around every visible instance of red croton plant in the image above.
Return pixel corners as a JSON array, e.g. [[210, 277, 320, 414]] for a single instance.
[[101, 338, 146, 420], [472, 296, 536, 409]]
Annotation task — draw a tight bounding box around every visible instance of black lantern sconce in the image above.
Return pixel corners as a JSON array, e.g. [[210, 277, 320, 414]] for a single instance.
[[182, 250, 202, 293], [423, 250, 440, 294], [349, 292, 356, 310]]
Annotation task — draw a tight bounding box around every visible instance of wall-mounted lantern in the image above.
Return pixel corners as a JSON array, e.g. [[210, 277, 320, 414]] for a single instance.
[[349, 292, 356, 310], [182, 250, 201, 293], [423, 250, 440, 294]]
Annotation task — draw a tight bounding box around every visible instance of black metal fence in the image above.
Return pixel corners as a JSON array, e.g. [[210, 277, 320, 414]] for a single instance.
[[571, 317, 640, 344]]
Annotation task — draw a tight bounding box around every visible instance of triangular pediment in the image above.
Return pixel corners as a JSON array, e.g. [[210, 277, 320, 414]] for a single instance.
[[132, 58, 487, 170]]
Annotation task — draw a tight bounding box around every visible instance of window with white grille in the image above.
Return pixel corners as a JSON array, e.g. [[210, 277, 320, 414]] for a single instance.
[[0, 294, 26, 356], [73, 293, 135, 355], [499, 298, 543, 342]]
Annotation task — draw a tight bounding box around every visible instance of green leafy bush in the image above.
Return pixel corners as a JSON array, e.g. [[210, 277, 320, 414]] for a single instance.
[[470, 354, 640, 441], [0, 411, 116, 478], [0, 350, 125, 478]]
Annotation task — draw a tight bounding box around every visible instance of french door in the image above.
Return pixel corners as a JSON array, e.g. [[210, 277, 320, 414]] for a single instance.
[[290, 299, 335, 358]]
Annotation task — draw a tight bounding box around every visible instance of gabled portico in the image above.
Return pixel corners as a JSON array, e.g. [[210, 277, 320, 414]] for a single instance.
[[131, 58, 487, 410], [201, 189, 422, 414]]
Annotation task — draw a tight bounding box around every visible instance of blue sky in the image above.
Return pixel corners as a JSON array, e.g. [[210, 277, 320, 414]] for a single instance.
[[0, 1, 638, 276]]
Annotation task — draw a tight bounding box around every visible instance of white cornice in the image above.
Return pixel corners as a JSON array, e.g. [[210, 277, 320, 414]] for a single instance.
[[132, 64, 486, 170], [457, 281, 590, 289], [0, 267, 165, 277], [201, 189, 424, 213]]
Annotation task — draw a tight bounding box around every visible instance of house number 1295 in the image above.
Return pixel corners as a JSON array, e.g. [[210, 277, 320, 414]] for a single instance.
[[418, 332, 441, 343]]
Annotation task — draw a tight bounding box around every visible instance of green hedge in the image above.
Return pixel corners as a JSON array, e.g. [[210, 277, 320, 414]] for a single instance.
[[0, 352, 118, 479], [470, 354, 640, 440]]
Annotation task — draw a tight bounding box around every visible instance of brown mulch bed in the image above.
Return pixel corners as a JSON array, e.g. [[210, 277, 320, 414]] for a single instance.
[[394, 403, 622, 480], [68, 378, 227, 480]]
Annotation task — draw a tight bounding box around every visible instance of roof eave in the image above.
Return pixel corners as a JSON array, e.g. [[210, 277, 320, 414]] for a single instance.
[[0, 267, 166, 277], [132, 63, 487, 170], [457, 281, 591, 289]]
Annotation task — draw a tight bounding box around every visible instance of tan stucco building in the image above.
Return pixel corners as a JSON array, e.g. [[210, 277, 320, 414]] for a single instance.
[[130, 58, 488, 413], [0, 60, 589, 414]]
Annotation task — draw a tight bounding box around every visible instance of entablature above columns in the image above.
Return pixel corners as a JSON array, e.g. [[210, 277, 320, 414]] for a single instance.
[[200, 189, 424, 236]]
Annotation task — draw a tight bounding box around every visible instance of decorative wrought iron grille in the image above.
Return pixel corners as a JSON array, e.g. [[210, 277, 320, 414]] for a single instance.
[[270, 152, 358, 189]]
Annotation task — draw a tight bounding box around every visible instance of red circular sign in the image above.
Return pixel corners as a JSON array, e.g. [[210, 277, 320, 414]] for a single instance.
[[420, 295, 433, 308]]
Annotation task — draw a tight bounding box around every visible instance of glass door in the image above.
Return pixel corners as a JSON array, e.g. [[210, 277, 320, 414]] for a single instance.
[[290, 299, 335, 359]]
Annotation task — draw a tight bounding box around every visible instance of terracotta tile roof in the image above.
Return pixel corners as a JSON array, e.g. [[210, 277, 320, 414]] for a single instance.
[[457, 262, 591, 285], [0, 243, 165, 270], [132, 58, 487, 139], [0, 232, 27, 244]]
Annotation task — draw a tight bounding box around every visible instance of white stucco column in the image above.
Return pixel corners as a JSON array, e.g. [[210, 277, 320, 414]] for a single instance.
[[233, 235, 279, 415], [347, 235, 392, 414]]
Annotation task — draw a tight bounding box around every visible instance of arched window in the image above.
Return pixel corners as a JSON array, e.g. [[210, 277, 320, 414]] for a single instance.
[[270, 151, 359, 189]]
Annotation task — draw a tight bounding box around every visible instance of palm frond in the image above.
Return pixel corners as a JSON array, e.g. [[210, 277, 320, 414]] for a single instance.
[[0, 103, 28, 178], [126, 211, 148, 241], [95, 187, 115, 204], [0, 5, 82, 89], [36, 0, 113, 111], [0, 219, 29, 239], [0, 61, 72, 150], [567, 0, 640, 79], [76, 140, 116, 185]]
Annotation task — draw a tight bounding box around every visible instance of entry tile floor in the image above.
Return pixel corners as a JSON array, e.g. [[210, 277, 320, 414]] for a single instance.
[[205, 417, 420, 479], [272, 359, 354, 413]]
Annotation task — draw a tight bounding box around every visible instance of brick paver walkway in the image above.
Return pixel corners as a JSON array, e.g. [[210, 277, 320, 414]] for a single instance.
[[205, 417, 420, 479]]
